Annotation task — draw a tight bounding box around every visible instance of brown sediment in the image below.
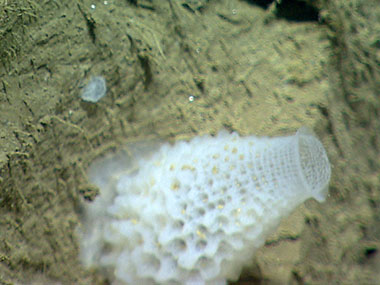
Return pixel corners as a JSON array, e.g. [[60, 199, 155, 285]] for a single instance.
[[0, 0, 379, 284]]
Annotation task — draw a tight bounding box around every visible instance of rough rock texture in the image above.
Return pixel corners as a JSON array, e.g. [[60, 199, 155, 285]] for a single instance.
[[0, 0, 379, 284]]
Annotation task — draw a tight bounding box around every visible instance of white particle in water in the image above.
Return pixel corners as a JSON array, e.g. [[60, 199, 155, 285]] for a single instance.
[[81, 76, 107, 103]]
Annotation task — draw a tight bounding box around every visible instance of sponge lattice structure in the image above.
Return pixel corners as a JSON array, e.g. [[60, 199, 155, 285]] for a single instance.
[[79, 129, 331, 285]]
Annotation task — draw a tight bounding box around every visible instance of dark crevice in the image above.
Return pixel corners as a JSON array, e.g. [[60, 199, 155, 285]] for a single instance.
[[181, 3, 195, 14], [242, 0, 275, 10], [275, 0, 320, 22], [364, 247, 377, 259], [243, 0, 320, 22], [138, 54, 153, 89], [77, 4, 97, 44]]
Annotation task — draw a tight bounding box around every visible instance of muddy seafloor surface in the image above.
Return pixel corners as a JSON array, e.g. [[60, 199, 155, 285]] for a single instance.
[[0, 0, 379, 284]]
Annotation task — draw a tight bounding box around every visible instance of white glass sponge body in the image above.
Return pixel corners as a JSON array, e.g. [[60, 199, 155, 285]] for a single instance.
[[79, 128, 331, 285]]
